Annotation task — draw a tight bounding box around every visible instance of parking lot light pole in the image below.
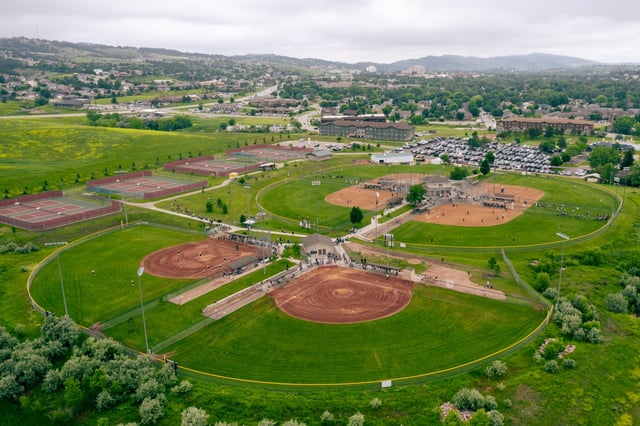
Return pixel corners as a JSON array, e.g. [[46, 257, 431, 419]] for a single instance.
[[555, 232, 570, 309], [137, 266, 150, 354], [44, 241, 69, 319]]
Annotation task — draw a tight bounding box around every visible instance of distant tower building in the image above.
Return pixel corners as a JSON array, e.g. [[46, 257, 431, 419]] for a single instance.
[[366, 65, 377, 73], [407, 65, 425, 76]]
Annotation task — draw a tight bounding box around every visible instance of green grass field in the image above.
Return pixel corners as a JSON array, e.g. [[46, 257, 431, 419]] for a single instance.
[[165, 286, 545, 384], [28, 221, 546, 385]]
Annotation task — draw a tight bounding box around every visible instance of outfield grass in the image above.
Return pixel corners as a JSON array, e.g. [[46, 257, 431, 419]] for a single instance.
[[165, 286, 546, 384], [392, 174, 618, 247], [105, 259, 295, 350], [29, 225, 203, 324]]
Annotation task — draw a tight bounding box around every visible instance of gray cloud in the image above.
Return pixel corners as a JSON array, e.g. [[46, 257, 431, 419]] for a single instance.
[[2, 0, 639, 63]]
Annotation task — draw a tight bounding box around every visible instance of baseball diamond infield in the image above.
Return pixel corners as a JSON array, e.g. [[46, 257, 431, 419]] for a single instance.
[[270, 265, 414, 324], [141, 238, 262, 279]]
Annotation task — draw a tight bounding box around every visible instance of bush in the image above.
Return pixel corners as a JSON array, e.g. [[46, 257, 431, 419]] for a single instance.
[[488, 410, 505, 426], [563, 358, 576, 369], [347, 412, 365, 426], [369, 397, 382, 408], [282, 421, 306, 426], [544, 360, 559, 374], [542, 287, 558, 300], [139, 397, 164, 425], [181, 406, 209, 426], [605, 292, 628, 313], [534, 272, 551, 292], [485, 360, 508, 378], [320, 410, 335, 423], [257, 419, 276, 426], [170, 380, 192, 395], [453, 387, 485, 411], [96, 390, 115, 411]]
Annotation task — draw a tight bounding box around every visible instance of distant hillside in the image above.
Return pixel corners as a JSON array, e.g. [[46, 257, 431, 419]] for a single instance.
[[0, 37, 601, 73], [383, 53, 600, 72]]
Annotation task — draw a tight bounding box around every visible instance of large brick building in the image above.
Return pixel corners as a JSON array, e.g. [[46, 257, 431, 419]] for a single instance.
[[319, 120, 415, 142], [497, 117, 594, 135]]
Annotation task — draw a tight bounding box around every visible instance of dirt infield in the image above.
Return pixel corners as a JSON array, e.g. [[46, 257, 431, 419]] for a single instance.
[[414, 183, 544, 227], [424, 264, 506, 300], [325, 173, 428, 210], [141, 238, 262, 279], [270, 265, 414, 324]]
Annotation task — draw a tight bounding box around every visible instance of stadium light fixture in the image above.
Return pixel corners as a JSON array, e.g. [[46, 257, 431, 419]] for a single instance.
[[137, 266, 150, 354], [44, 241, 69, 319], [555, 232, 570, 309]]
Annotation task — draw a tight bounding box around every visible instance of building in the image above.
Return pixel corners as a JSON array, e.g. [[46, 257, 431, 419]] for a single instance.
[[320, 113, 386, 124], [370, 152, 414, 164], [302, 234, 336, 264], [307, 150, 333, 161], [320, 120, 415, 142], [497, 117, 594, 135]]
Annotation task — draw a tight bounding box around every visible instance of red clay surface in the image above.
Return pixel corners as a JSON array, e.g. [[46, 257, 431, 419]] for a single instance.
[[270, 265, 414, 324], [141, 238, 262, 279], [326, 173, 428, 210], [413, 183, 544, 227]]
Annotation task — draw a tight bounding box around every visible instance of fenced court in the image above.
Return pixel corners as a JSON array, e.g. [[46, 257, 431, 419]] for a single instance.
[[87, 171, 207, 199], [0, 191, 121, 230], [164, 156, 259, 177], [226, 144, 313, 162]]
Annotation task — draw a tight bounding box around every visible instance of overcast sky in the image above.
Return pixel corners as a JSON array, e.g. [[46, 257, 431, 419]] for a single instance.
[[2, 0, 639, 64]]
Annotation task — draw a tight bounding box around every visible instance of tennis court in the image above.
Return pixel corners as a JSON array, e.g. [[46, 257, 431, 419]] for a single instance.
[[87, 171, 207, 199], [0, 191, 120, 230]]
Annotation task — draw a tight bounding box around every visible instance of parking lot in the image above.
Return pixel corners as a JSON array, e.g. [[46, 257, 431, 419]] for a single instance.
[[406, 137, 553, 174]]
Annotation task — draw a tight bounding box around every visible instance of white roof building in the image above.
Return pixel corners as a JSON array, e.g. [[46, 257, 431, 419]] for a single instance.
[[370, 152, 414, 165]]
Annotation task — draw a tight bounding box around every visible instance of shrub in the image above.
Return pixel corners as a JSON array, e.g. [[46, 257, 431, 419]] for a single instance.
[[170, 380, 192, 395], [541, 339, 564, 360], [281, 421, 306, 426], [532, 351, 543, 364], [320, 410, 335, 423], [485, 360, 508, 378], [347, 412, 365, 426], [139, 397, 164, 425], [484, 395, 498, 411], [135, 378, 162, 402], [469, 409, 490, 425], [534, 272, 551, 292], [544, 360, 559, 374], [503, 399, 512, 408], [181, 407, 209, 426], [453, 387, 485, 411], [96, 390, 115, 411], [604, 293, 628, 313], [369, 397, 382, 408], [563, 358, 576, 369], [542, 287, 558, 300], [488, 410, 505, 426], [257, 419, 276, 426]]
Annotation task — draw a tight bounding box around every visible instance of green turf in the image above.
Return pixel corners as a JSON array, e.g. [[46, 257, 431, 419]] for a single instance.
[[29, 225, 203, 324], [164, 285, 546, 384]]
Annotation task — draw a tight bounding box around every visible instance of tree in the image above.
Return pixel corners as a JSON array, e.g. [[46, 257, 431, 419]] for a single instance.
[[613, 116, 635, 135], [406, 184, 426, 206], [539, 139, 556, 153], [550, 155, 563, 167], [139, 396, 165, 425], [480, 159, 491, 175], [621, 149, 634, 169], [589, 146, 621, 171], [450, 167, 469, 180], [349, 206, 363, 225], [484, 150, 495, 165], [206, 201, 213, 213]]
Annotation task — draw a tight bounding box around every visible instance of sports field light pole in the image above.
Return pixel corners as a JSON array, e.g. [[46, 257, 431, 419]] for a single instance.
[[555, 232, 570, 309], [44, 241, 69, 319], [136, 266, 150, 354], [311, 178, 321, 231]]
